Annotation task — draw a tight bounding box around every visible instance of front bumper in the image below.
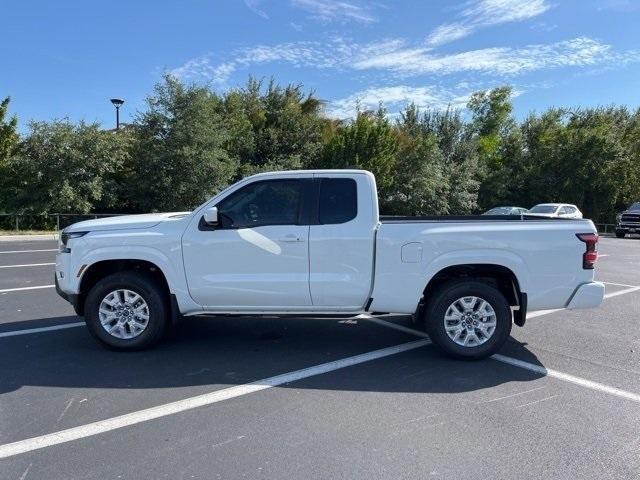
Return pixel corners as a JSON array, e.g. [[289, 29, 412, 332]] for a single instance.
[[55, 273, 83, 316], [617, 224, 640, 233], [566, 281, 605, 309]]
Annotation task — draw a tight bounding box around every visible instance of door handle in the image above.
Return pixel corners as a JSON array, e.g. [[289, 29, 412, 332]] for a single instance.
[[278, 234, 304, 243]]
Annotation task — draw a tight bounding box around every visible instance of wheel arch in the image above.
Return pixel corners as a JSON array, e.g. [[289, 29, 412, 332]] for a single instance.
[[76, 259, 171, 316], [422, 263, 522, 307], [420, 261, 527, 326]]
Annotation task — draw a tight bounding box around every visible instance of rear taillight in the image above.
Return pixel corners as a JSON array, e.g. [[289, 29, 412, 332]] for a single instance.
[[576, 233, 598, 269]]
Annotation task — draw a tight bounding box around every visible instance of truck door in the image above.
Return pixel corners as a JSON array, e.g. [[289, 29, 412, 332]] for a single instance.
[[182, 178, 312, 309], [308, 174, 377, 309]]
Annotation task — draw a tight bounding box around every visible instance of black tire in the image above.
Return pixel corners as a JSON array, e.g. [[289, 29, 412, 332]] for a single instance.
[[424, 280, 512, 360], [615, 231, 626, 238], [84, 272, 169, 350]]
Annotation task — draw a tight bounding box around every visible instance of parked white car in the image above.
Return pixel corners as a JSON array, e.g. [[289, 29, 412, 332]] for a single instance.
[[55, 170, 603, 359], [528, 203, 583, 219]]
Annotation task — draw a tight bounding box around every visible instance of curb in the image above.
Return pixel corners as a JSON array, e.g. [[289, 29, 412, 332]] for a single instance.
[[0, 233, 58, 242]]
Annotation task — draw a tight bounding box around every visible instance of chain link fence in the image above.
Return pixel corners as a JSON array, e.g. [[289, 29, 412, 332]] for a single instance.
[[0, 213, 126, 232], [594, 223, 616, 234]]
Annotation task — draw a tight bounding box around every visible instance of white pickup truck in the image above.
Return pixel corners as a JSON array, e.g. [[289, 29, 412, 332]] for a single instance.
[[56, 170, 604, 358]]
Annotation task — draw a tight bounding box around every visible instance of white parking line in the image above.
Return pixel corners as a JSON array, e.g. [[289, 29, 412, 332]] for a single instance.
[[493, 355, 640, 403], [0, 249, 57, 254], [604, 286, 640, 299], [0, 339, 430, 459], [603, 281, 640, 289], [0, 285, 55, 294], [0, 263, 55, 269], [367, 317, 640, 405], [0, 322, 84, 338]]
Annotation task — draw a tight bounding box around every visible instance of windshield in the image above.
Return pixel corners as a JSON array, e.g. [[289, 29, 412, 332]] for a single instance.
[[484, 207, 511, 215], [629, 202, 640, 211], [529, 205, 558, 214]]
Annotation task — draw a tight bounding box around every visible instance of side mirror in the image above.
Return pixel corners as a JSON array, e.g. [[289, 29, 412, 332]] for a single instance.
[[203, 206, 219, 225]]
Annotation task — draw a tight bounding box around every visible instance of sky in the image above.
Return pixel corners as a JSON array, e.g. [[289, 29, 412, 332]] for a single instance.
[[3, 0, 640, 130]]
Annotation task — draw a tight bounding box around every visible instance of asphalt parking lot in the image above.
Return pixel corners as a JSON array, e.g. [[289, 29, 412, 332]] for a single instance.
[[1, 236, 639, 479]]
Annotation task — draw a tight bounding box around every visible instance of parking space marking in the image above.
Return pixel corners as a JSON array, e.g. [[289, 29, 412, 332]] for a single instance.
[[492, 355, 640, 404], [0, 339, 430, 459], [603, 281, 640, 289], [0, 263, 55, 269], [477, 386, 546, 404], [0, 249, 57, 254], [367, 317, 640, 405], [0, 285, 54, 294], [514, 394, 560, 409], [0, 322, 84, 338], [604, 286, 640, 299]]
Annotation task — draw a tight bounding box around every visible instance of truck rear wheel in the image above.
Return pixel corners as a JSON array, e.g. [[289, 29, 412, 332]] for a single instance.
[[424, 280, 512, 359], [84, 272, 168, 350]]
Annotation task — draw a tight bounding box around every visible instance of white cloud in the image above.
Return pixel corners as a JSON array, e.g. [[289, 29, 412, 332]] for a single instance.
[[291, 0, 377, 23], [427, 23, 473, 47], [244, 0, 269, 19], [353, 37, 614, 76], [170, 36, 640, 87], [326, 85, 473, 118], [170, 56, 236, 85], [462, 0, 550, 25], [426, 0, 551, 46]]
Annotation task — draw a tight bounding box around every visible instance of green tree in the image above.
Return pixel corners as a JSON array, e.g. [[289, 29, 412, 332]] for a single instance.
[[319, 106, 398, 194], [417, 106, 481, 214], [1, 120, 126, 214], [0, 96, 18, 164], [222, 78, 327, 176], [129, 75, 237, 212], [467, 86, 518, 209], [384, 104, 448, 215]]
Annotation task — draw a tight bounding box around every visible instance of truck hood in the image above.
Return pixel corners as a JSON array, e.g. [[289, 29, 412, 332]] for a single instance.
[[66, 212, 191, 232]]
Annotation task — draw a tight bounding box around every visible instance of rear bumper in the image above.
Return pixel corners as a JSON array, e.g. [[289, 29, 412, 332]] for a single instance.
[[566, 281, 605, 309]]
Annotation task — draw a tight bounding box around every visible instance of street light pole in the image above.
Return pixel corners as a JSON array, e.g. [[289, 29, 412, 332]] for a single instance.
[[110, 98, 125, 130]]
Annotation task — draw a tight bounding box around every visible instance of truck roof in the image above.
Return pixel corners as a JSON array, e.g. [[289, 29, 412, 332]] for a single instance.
[[246, 169, 372, 179]]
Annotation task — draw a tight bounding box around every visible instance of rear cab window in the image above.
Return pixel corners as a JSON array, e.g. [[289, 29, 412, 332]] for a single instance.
[[318, 178, 357, 224]]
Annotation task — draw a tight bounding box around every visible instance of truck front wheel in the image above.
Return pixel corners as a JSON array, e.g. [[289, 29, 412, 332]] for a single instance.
[[84, 272, 169, 350], [615, 231, 626, 238], [424, 280, 512, 359]]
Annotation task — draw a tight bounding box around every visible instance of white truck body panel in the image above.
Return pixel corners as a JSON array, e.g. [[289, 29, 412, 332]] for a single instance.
[[371, 220, 595, 313], [308, 171, 378, 309], [56, 169, 604, 320]]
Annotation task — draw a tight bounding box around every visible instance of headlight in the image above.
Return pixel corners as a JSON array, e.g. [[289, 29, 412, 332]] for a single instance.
[[59, 230, 89, 252], [616, 213, 622, 224]]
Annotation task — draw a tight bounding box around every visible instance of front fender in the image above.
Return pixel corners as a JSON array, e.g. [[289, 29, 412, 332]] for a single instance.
[[76, 246, 178, 290], [67, 240, 202, 315]]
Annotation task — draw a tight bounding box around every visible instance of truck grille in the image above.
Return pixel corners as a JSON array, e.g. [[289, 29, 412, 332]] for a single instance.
[[621, 213, 640, 223]]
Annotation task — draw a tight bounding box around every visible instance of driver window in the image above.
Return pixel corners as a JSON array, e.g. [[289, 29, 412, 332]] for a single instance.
[[216, 179, 302, 228]]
